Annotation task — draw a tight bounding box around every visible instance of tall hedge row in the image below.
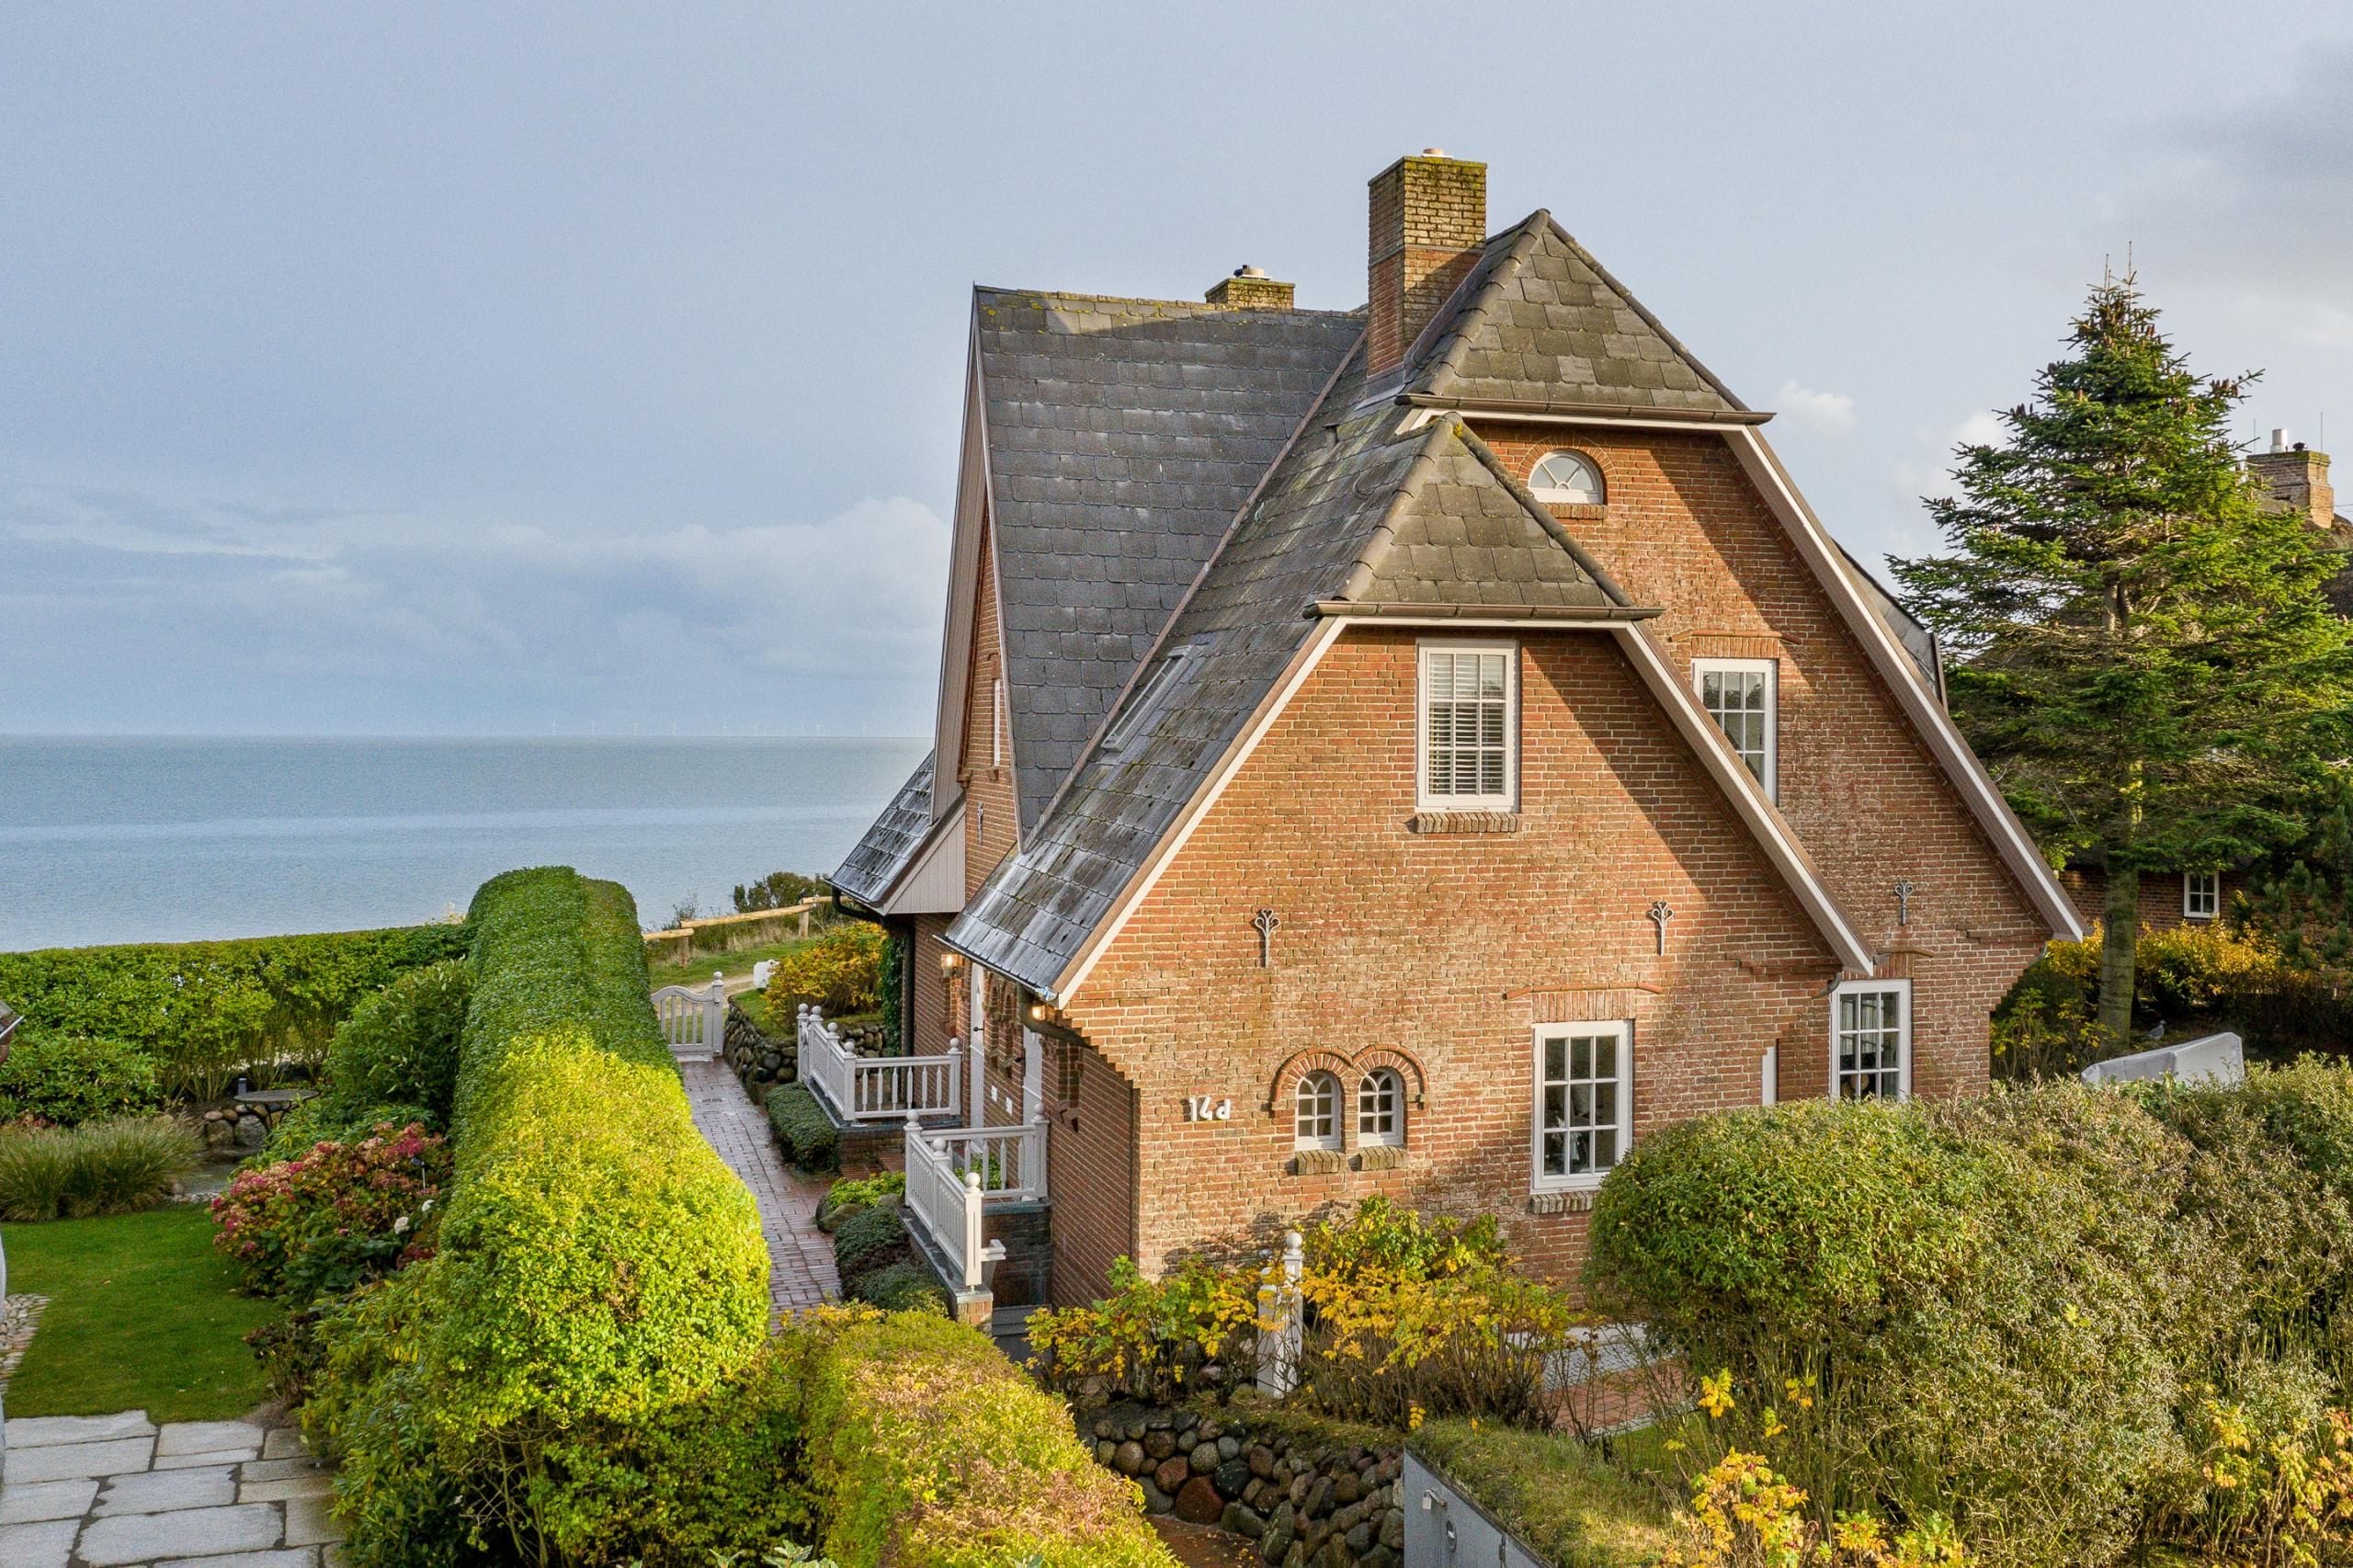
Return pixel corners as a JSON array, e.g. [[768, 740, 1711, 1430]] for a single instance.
[[309, 869, 769, 1565], [0, 923, 472, 1097]]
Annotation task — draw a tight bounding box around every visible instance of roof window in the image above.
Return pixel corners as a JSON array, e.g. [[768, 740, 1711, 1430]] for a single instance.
[[1101, 644, 1201, 757], [1529, 450, 1605, 506]]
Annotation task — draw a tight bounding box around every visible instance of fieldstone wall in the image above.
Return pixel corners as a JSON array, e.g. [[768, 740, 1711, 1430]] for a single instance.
[[1081, 1402, 1404, 1567], [720, 1003, 795, 1097]]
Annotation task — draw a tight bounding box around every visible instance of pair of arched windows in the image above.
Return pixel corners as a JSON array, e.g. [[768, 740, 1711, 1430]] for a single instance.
[[1294, 1068, 1404, 1152]]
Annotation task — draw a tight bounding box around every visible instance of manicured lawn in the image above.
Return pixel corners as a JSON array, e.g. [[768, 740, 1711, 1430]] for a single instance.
[[3, 1203, 278, 1422]]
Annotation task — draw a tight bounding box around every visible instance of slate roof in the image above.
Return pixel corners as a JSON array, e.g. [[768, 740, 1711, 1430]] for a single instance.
[[975, 289, 1363, 833], [1404, 214, 1746, 415], [830, 751, 940, 907], [948, 340, 1635, 991]]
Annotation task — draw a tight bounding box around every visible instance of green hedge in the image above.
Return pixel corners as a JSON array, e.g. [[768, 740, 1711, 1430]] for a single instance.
[[801, 1312, 1176, 1568], [0, 924, 472, 1099], [833, 1203, 912, 1287], [1408, 1420, 1676, 1568], [1584, 1076, 2326, 1563], [768, 1082, 839, 1172], [0, 1030, 161, 1124], [309, 868, 770, 1566]]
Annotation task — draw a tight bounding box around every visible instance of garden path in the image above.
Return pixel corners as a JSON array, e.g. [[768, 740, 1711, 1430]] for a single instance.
[[677, 1058, 840, 1318], [0, 1409, 343, 1568]]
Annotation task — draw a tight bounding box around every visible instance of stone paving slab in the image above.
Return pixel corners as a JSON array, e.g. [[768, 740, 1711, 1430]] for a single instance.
[[158, 1552, 318, 1568], [240, 1475, 334, 1504], [6, 1434, 156, 1483], [7, 1411, 156, 1446], [260, 1429, 309, 1461], [155, 1446, 259, 1471], [97, 1465, 239, 1515], [0, 1516, 81, 1568], [78, 1501, 285, 1564], [156, 1422, 266, 1458], [678, 1058, 841, 1316], [0, 1476, 97, 1524]]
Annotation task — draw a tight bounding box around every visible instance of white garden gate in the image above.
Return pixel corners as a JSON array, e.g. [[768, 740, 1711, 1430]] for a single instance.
[[653, 974, 729, 1060]]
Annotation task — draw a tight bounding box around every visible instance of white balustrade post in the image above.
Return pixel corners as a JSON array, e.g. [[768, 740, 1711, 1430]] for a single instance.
[[962, 1167, 985, 1291], [1256, 1230, 1305, 1399], [704, 973, 726, 1051], [1027, 1114, 1048, 1199]]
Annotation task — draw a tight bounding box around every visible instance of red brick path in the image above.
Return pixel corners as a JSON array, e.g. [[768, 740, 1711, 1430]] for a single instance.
[[677, 1058, 840, 1318]]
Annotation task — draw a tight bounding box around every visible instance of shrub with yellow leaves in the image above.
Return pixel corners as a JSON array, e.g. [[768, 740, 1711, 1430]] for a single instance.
[[1665, 1450, 1966, 1568]]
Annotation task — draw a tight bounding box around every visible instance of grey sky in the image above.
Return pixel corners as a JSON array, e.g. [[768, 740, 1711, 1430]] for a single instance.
[[5, 3, 2348, 737]]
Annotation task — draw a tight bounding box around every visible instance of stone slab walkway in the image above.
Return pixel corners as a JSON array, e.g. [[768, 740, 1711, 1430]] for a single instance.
[[677, 1057, 840, 1318], [0, 1410, 343, 1568]]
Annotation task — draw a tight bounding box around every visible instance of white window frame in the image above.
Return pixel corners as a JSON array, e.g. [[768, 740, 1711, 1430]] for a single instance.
[[1829, 979, 1911, 1103], [1530, 1021, 1632, 1193], [1358, 1068, 1404, 1148], [2184, 872, 2219, 922], [1691, 657, 1778, 801], [1416, 640, 1518, 813], [991, 677, 1006, 767], [1528, 449, 1606, 506], [1294, 1071, 1342, 1153]]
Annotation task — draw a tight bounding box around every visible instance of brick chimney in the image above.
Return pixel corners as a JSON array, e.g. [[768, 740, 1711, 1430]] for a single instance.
[[1366, 150, 1487, 377], [2250, 427, 2336, 529], [1205, 266, 1294, 310]]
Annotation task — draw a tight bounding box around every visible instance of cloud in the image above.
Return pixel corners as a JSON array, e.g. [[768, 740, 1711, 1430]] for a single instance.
[[1774, 381, 1857, 436], [0, 481, 949, 732], [1887, 410, 2012, 505]]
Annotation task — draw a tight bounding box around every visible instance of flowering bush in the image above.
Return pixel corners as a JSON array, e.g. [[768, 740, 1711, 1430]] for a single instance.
[[210, 1120, 449, 1305], [1029, 1197, 1581, 1426], [1666, 1450, 1965, 1568]]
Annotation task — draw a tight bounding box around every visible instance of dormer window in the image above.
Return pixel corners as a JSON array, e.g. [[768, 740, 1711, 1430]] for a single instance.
[[1529, 450, 1605, 506]]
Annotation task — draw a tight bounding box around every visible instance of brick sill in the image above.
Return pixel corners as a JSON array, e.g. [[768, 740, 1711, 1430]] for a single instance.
[[1529, 1188, 1597, 1215], [1409, 810, 1521, 835]]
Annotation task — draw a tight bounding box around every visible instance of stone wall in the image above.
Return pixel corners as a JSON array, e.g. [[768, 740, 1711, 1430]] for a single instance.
[[1082, 1401, 1404, 1568]]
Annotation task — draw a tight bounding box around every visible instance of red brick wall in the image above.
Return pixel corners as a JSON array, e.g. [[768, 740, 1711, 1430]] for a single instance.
[[961, 508, 1018, 901], [1476, 425, 2050, 1101], [1058, 628, 1842, 1292], [1042, 1029, 1138, 1306], [2061, 867, 2249, 934], [908, 914, 957, 1056]]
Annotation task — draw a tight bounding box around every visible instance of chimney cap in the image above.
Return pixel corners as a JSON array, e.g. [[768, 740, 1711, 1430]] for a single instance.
[[1420, 146, 1448, 157], [1233, 265, 1267, 278], [2273, 427, 2290, 453]]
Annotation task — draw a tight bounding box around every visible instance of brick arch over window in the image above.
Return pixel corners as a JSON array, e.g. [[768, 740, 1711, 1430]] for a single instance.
[[1262, 1046, 1429, 1116], [1264, 1048, 1354, 1117]]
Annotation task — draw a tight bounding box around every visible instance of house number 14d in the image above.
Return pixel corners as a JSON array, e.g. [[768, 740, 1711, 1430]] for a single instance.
[[1184, 1096, 1232, 1121]]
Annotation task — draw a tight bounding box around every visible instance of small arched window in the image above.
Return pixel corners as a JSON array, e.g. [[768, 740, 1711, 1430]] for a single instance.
[[1358, 1068, 1403, 1148], [1295, 1072, 1341, 1151], [1529, 450, 1605, 506]]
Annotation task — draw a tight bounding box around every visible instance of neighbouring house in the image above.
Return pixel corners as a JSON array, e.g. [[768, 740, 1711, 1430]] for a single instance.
[[2058, 429, 2347, 936], [832, 151, 2081, 1315]]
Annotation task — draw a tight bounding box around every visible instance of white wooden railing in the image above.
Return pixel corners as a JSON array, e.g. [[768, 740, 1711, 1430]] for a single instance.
[[796, 1006, 961, 1123], [653, 975, 728, 1058], [904, 1121, 989, 1291], [926, 1119, 1048, 1201]]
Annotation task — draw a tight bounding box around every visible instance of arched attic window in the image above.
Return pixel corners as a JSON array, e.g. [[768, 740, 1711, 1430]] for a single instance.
[[1529, 450, 1605, 506]]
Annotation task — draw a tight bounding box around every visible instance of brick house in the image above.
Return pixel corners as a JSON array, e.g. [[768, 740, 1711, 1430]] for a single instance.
[[833, 152, 2081, 1311]]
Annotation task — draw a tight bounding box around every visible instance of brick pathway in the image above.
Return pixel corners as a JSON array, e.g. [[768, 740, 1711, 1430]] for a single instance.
[[677, 1058, 840, 1318], [0, 1410, 343, 1567]]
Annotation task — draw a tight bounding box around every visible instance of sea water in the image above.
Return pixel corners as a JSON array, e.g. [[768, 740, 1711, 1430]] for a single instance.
[[0, 735, 927, 952]]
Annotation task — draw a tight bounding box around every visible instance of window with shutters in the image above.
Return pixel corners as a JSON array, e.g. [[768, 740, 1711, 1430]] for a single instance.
[[1417, 642, 1517, 812]]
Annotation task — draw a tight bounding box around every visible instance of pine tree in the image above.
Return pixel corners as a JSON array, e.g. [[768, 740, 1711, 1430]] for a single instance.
[[1893, 275, 2353, 1045]]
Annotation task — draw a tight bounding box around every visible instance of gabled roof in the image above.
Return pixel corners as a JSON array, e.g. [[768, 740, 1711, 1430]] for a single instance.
[[972, 289, 1361, 833], [1402, 213, 1748, 417], [946, 337, 1868, 992], [831, 752, 942, 908]]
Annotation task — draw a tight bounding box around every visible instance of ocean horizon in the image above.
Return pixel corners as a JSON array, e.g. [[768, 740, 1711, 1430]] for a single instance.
[[0, 734, 928, 952]]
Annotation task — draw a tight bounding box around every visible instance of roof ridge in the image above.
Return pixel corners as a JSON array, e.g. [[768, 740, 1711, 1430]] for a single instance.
[[1414, 213, 1551, 402], [1450, 421, 1638, 608], [972, 282, 1358, 318], [1535, 215, 1749, 413]]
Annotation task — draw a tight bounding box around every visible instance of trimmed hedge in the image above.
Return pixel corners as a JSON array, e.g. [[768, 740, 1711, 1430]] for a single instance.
[[833, 1203, 913, 1286], [768, 1082, 839, 1171], [0, 1029, 162, 1124], [309, 868, 769, 1565], [0, 923, 473, 1099], [801, 1311, 1176, 1568], [1408, 1420, 1676, 1568], [848, 1262, 948, 1313], [321, 960, 471, 1125]]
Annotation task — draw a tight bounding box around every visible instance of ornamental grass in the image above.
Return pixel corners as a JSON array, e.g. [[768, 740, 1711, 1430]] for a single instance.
[[0, 1115, 199, 1221]]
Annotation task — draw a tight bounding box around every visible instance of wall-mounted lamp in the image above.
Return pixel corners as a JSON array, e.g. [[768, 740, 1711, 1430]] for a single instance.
[[939, 951, 964, 975]]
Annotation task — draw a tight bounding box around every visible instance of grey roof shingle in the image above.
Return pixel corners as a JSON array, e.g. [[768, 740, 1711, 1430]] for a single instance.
[[976, 290, 1362, 834], [831, 752, 940, 907], [1406, 214, 1745, 415], [948, 348, 1633, 992]]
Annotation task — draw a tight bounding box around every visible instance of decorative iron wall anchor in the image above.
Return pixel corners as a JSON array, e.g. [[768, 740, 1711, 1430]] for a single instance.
[[1894, 879, 1915, 926], [1252, 907, 1281, 967], [1647, 900, 1675, 956]]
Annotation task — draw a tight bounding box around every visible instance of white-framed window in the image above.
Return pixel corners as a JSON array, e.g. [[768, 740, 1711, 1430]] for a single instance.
[[1295, 1072, 1342, 1152], [1529, 449, 1605, 506], [1831, 980, 1910, 1102], [1417, 642, 1517, 812], [1692, 658, 1777, 799], [2184, 872, 2220, 921], [1532, 1022, 1631, 1190], [1358, 1068, 1404, 1148]]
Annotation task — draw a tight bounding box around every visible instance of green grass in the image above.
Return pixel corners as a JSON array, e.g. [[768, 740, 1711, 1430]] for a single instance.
[[3, 1204, 278, 1422], [643, 931, 827, 983]]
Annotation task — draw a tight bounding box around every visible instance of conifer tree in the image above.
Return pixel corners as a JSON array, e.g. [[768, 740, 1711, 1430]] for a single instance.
[[1893, 276, 2353, 1045]]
